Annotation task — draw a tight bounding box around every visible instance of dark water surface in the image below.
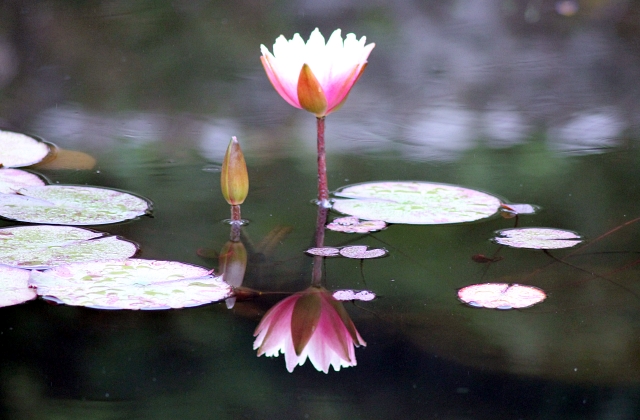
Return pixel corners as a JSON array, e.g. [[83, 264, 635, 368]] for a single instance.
[[2, 1, 640, 419]]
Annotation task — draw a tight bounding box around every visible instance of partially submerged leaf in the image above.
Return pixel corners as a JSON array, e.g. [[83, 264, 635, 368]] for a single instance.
[[332, 289, 376, 301], [0, 266, 37, 308], [326, 216, 387, 233], [0, 130, 52, 168], [494, 227, 583, 249], [339, 245, 387, 259], [500, 203, 539, 218], [0, 185, 152, 225], [332, 181, 501, 224], [29, 259, 232, 310], [33, 149, 96, 170], [305, 247, 340, 257], [457, 283, 546, 309], [0, 168, 46, 194], [0, 225, 137, 269]]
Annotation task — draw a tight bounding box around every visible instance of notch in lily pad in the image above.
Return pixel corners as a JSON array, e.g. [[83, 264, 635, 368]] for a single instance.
[[457, 283, 546, 309], [0, 225, 138, 269], [493, 227, 583, 249], [326, 216, 387, 233], [0, 130, 53, 168], [0, 185, 152, 225], [29, 259, 233, 310], [332, 181, 502, 225]]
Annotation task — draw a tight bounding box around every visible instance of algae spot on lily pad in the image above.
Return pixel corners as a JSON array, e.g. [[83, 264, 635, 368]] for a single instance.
[[0, 185, 152, 225], [457, 283, 546, 309], [0, 130, 52, 168], [0, 266, 37, 307], [0, 225, 137, 269], [332, 181, 501, 224], [0, 168, 46, 194], [332, 289, 376, 301], [494, 227, 583, 249], [29, 259, 232, 310]]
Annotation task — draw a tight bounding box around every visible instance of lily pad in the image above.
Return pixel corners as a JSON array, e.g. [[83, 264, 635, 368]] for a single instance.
[[0, 130, 52, 168], [457, 283, 547, 309], [326, 216, 387, 233], [0, 225, 137, 269], [29, 259, 232, 310], [494, 227, 583, 249], [332, 289, 376, 302], [332, 181, 501, 224], [305, 247, 340, 257], [0, 168, 47, 194], [0, 266, 37, 307], [0, 185, 152, 225], [499, 203, 539, 218], [339, 245, 388, 259]]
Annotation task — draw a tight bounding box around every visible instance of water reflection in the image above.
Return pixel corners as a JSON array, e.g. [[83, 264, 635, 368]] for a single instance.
[[252, 206, 366, 373]]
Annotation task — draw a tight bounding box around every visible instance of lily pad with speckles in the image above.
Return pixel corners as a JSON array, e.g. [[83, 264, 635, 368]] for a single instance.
[[457, 283, 547, 309], [0, 265, 37, 307], [0, 225, 137, 269], [332, 181, 501, 225], [0, 130, 52, 168], [29, 259, 233, 310], [0, 169, 47, 194], [493, 227, 583, 249], [0, 185, 152, 225]]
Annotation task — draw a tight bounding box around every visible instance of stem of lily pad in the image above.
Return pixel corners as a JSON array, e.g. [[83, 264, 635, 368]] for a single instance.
[[231, 204, 241, 222], [316, 116, 330, 208]]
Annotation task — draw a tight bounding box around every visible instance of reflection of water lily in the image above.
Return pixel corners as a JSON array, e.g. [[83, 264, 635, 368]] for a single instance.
[[253, 286, 366, 373], [260, 28, 374, 117]]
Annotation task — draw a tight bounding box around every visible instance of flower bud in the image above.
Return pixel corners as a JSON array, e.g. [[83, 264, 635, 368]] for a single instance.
[[220, 136, 249, 206]]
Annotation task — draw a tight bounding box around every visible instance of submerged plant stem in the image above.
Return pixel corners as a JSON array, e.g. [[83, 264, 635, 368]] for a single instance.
[[316, 117, 330, 207]]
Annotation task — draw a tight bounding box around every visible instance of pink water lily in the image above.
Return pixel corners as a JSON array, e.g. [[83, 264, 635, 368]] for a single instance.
[[253, 286, 366, 373], [260, 28, 375, 117]]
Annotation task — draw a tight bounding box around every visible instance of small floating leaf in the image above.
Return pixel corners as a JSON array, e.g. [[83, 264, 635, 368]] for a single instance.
[[500, 203, 539, 218], [326, 216, 387, 233], [0, 130, 51, 168], [0, 185, 152, 225], [339, 245, 388, 259], [29, 259, 232, 310], [494, 227, 583, 249], [457, 283, 546, 309], [305, 247, 340, 257], [332, 181, 501, 224], [332, 289, 376, 301], [0, 168, 46, 194], [33, 149, 96, 170], [0, 266, 37, 307], [0, 225, 137, 269]]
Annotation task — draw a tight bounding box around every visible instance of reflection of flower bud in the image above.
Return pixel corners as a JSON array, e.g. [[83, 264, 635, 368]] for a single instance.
[[220, 136, 249, 206], [219, 240, 247, 309], [253, 286, 366, 373]]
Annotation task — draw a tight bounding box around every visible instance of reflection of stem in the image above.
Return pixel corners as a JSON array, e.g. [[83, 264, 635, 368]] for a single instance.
[[543, 249, 640, 300], [311, 205, 329, 287], [230, 222, 242, 242], [316, 116, 330, 207], [231, 204, 241, 222]]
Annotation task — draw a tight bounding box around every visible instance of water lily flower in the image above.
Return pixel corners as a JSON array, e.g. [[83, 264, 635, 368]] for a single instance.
[[220, 136, 249, 207], [260, 28, 375, 117], [253, 286, 366, 373]]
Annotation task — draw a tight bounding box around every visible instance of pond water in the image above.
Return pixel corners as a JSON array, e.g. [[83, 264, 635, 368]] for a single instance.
[[2, 1, 640, 418]]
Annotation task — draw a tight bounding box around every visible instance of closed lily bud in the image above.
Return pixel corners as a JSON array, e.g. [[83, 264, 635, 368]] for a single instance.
[[220, 136, 249, 206]]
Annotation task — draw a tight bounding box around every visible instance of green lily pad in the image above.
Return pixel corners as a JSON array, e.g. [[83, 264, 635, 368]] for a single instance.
[[0, 185, 152, 225], [0, 169, 47, 194], [0, 225, 138, 269], [332, 181, 502, 224], [29, 259, 233, 310], [0, 266, 37, 307], [493, 227, 583, 249], [0, 130, 52, 168]]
